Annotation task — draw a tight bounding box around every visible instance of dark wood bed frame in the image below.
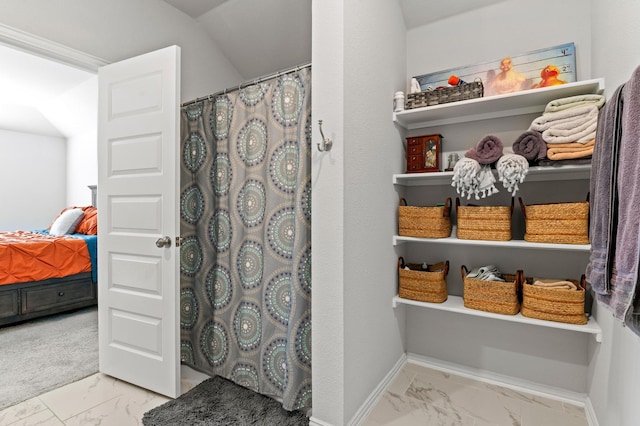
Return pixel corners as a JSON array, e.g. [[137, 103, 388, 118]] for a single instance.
[[0, 185, 98, 327], [0, 273, 96, 327]]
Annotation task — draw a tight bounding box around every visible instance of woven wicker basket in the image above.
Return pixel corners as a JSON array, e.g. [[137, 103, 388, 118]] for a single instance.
[[521, 275, 588, 325], [456, 197, 513, 241], [462, 265, 522, 315], [519, 197, 589, 244], [398, 257, 449, 303], [406, 80, 484, 109], [398, 197, 452, 239]]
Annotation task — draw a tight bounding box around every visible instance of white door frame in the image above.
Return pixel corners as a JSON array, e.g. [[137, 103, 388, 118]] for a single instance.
[[0, 23, 108, 72]]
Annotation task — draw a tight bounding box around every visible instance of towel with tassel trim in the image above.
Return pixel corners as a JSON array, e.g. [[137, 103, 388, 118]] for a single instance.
[[496, 154, 528, 196], [451, 157, 498, 200]]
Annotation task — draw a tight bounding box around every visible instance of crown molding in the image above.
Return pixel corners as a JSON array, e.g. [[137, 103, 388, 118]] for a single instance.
[[0, 23, 109, 72]]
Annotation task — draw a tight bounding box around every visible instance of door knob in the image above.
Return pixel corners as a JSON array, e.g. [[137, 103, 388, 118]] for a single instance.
[[155, 236, 172, 248]]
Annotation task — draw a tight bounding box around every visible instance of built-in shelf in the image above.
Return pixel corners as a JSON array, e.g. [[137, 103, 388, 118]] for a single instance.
[[392, 77, 603, 351], [392, 295, 602, 342], [394, 227, 590, 252], [393, 78, 605, 129], [394, 164, 591, 186]]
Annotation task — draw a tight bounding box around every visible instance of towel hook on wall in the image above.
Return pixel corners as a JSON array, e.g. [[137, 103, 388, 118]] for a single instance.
[[317, 120, 333, 152]]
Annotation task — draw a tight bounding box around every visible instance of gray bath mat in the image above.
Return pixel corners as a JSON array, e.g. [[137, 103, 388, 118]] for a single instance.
[[142, 375, 308, 425]]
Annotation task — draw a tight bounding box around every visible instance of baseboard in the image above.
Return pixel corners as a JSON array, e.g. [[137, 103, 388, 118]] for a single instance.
[[347, 353, 407, 425], [584, 397, 600, 426], [407, 353, 588, 404], [311, 352, 600, 426], [309, 354, 407, 426], [308, 417, 335, 426]]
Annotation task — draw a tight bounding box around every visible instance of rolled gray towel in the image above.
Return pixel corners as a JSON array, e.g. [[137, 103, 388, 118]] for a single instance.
[[512, 130, 547, 161], [465, 135, 504, 165]]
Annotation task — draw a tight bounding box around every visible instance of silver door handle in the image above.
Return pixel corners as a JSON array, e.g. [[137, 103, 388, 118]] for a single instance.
[[156, 236, 172, 248]]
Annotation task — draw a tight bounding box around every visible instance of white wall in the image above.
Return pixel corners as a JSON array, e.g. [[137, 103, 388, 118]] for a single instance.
[[41, 76, 98, 206], [0, 0, 243, 103], [406, 0, 592, 84], [0, 129, 66, 230], [343, 0, 406, 423], [587, 1, 640, 425], [311, 0, 346, 423], [65, 129, 97, 206], [311, 0, 407, 424]]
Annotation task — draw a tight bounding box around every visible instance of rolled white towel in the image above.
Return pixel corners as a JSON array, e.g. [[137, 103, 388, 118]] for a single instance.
[[497, 154, 529, 196], [477, 165, 499, 198], [451, 157, 481, 200]]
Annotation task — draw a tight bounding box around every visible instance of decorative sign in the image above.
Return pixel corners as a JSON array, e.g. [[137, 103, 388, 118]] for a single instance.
[[412, 42, 576, 98]]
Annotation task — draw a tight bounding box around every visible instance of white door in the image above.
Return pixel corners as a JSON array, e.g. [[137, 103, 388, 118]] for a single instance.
[[97, 46, 181, 398]]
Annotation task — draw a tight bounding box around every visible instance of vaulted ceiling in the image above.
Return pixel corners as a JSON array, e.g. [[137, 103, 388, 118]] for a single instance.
[[0, 43, 94, 137], [0, 0, 510, 138], [162, 0, 508, 80]]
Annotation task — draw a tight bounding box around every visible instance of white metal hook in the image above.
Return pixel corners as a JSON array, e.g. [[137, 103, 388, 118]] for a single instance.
[[317, 120, 333, 152]]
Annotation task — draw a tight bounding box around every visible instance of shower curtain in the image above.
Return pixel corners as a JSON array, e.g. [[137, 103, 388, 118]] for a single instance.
[[179, 67, 312, 411]]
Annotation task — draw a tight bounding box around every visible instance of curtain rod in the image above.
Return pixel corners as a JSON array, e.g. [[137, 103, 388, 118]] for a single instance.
[[181, 62, 311, 107]]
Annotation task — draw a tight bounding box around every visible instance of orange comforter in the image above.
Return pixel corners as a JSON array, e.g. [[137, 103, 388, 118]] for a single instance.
[[0, 231, 91, 285]]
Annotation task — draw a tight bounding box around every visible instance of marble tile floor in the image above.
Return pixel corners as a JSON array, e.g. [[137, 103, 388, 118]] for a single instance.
[[362, 362, 589, 426], [0, 362, 589, 426], [0, 372, 205, 426]]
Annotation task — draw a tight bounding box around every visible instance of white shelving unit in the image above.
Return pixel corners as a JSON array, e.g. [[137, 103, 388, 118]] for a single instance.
[[393, 78, 605, 129], [392, 295, 602, 342], [392, 79, 604, 342], [393, 227, 590, 252], [393, 164, 592, 186]]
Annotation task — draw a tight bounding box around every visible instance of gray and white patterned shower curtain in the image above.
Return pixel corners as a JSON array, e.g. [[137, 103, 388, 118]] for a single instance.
[[179, 67, 311, 411]]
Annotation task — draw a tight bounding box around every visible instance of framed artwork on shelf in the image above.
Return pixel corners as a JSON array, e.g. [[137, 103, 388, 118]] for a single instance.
[[411, 42, 576, 98]]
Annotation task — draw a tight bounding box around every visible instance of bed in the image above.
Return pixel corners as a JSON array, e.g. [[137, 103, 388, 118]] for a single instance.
[[0, 201, 98, 327]]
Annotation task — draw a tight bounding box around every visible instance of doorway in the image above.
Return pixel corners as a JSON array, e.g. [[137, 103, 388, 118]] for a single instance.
[[0, 33, 102, 408]]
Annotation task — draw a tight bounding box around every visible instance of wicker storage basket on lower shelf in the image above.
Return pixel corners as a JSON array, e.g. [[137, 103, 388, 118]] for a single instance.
[[519, 197, 589, 244], [521, 275, 588, 325], [398, 257, 449, 303], [462, 265, 522, 315], [456, 197, 513, 241], [398, 197, 452, 239]]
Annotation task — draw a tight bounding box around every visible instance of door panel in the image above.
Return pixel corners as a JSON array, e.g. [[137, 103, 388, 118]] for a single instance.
[[97, 46, 181, 398]]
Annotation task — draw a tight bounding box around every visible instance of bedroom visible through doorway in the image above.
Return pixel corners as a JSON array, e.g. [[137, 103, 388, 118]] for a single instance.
[[0, 34, 102, 406]]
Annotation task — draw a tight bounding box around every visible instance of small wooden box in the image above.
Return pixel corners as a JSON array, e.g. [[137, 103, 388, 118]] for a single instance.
[[406, 134, 443, 173]]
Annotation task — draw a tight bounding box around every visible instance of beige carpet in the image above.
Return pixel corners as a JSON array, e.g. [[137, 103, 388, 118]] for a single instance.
[[0, 306, 98, 410]]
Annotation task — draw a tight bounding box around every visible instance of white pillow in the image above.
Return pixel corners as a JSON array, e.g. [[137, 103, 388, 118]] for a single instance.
[[50, 208, 85, 236]]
